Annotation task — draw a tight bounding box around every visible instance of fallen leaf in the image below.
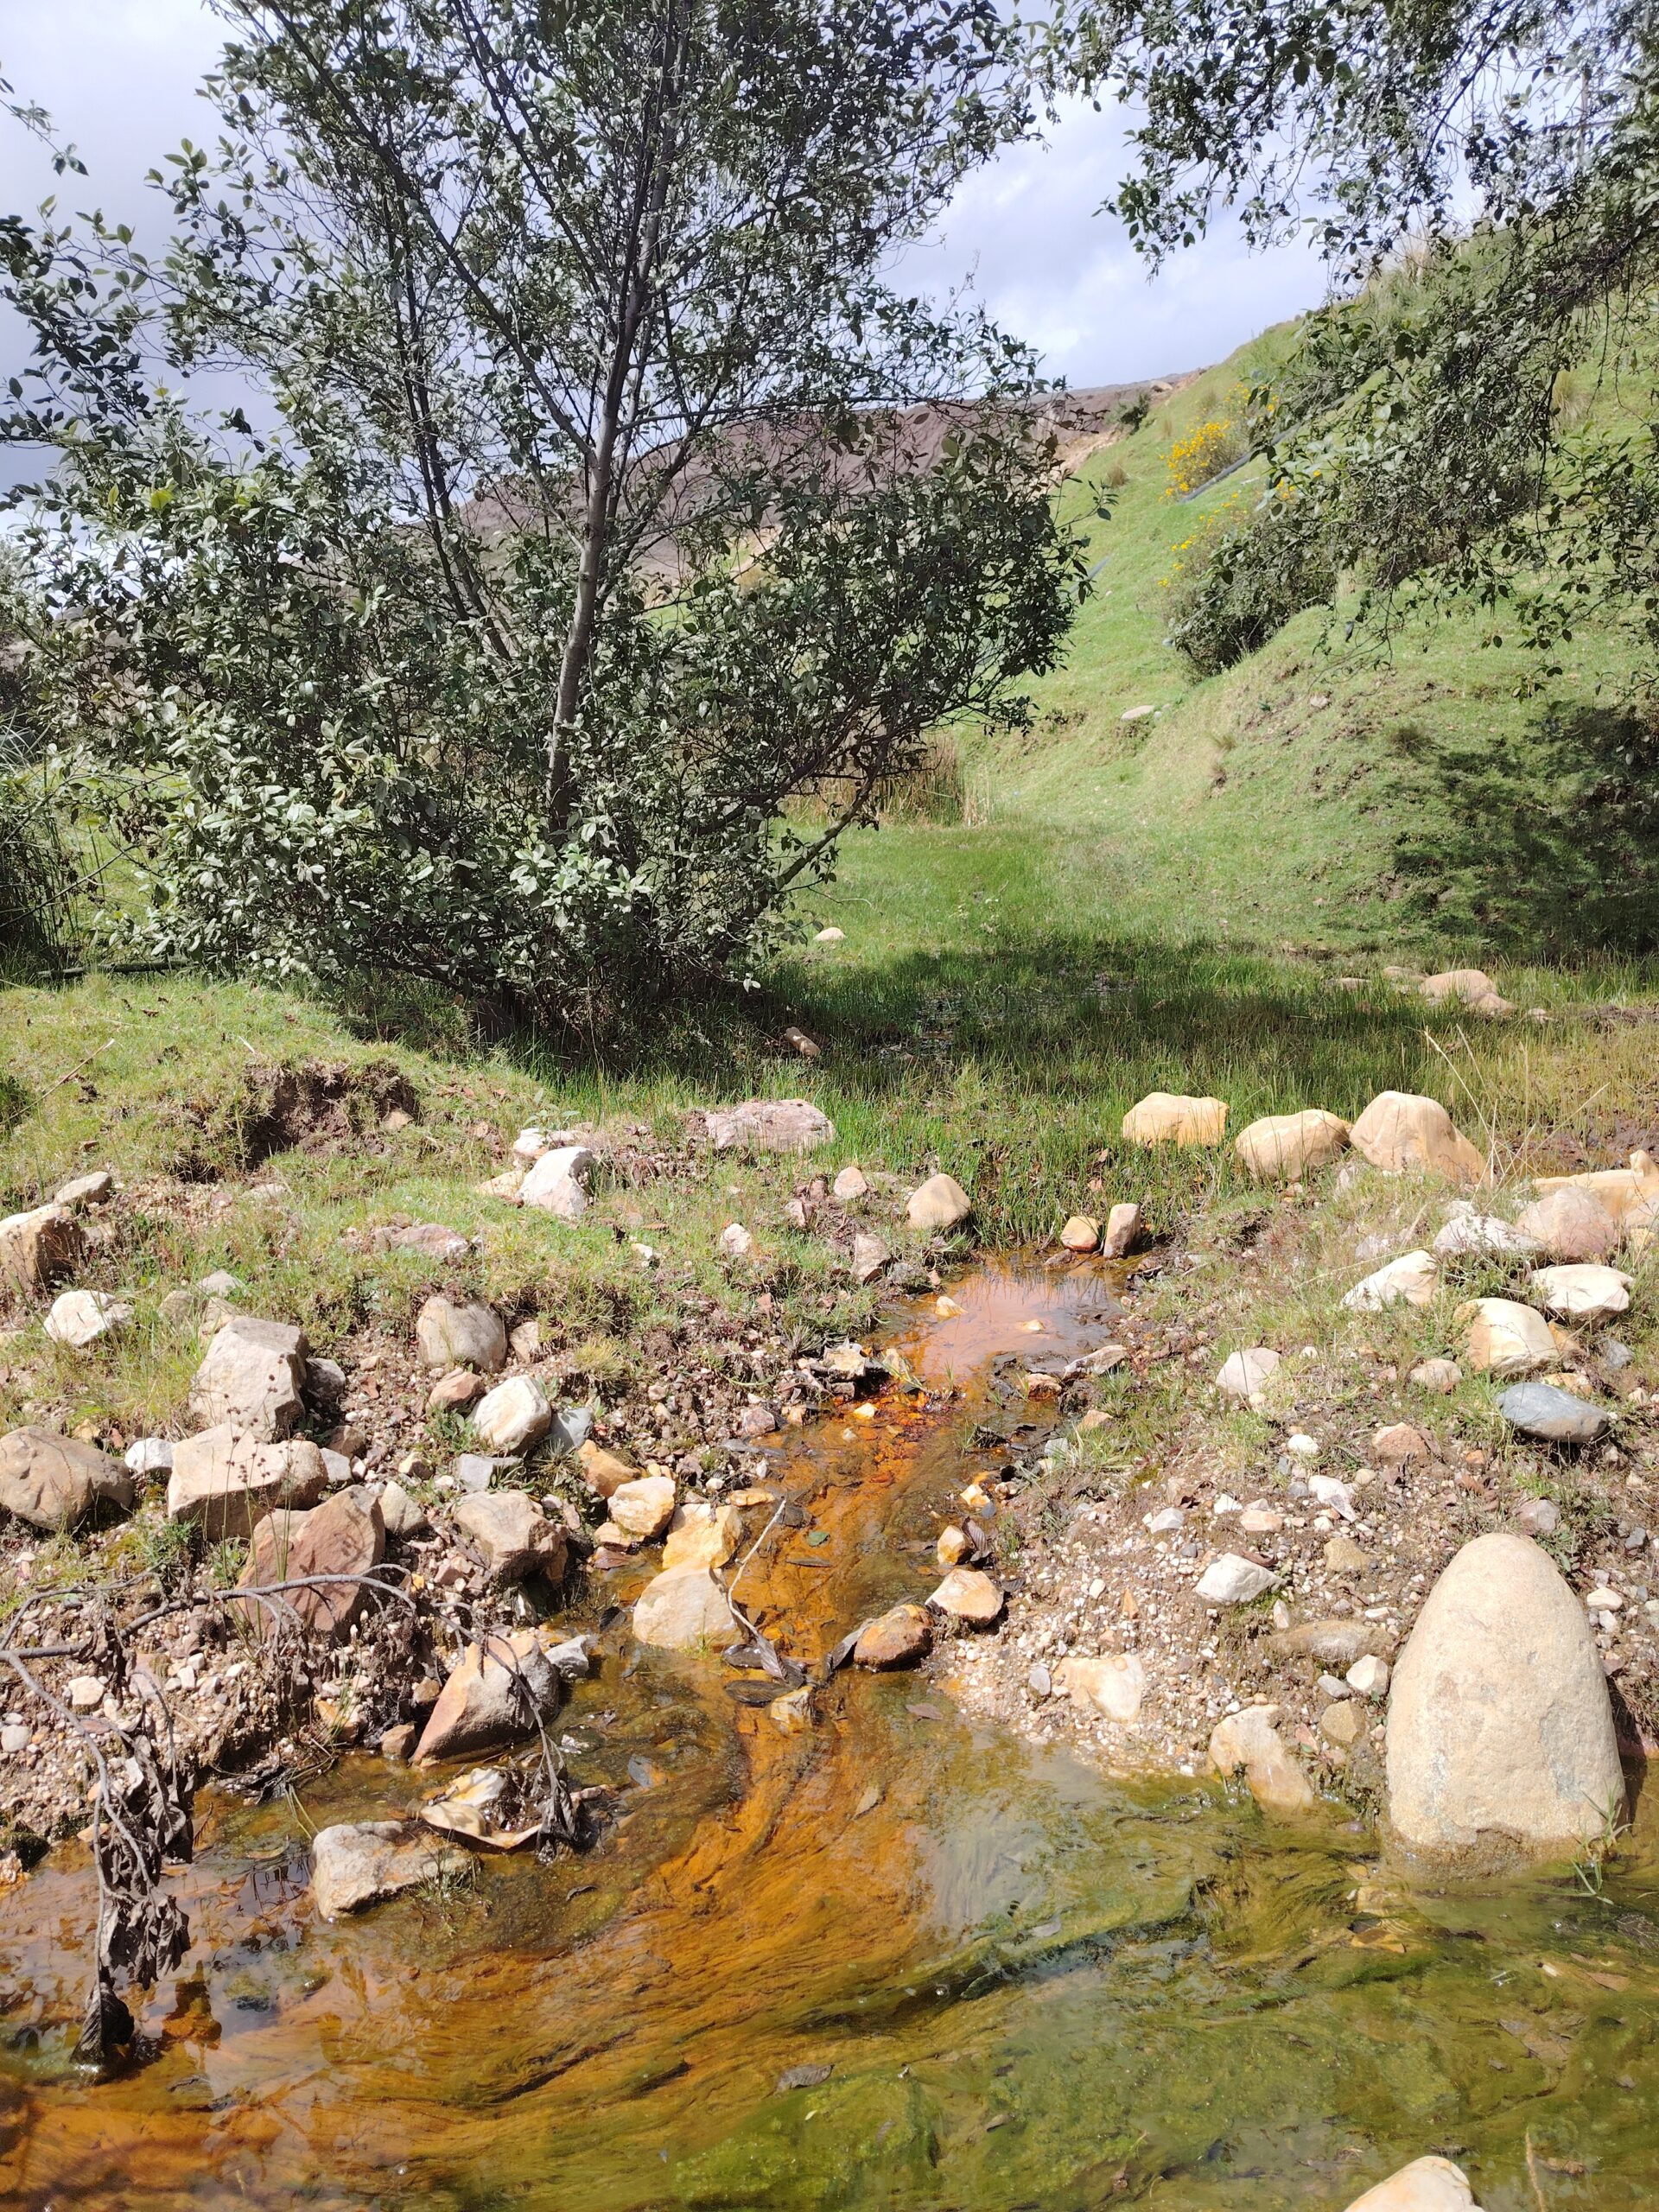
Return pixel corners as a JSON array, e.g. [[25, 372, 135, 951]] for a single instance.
[[854, 1783, 881, 1818]]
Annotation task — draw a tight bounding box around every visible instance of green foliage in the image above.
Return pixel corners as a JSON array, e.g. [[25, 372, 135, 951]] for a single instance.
[[1163, 491, 1336, 675], [0, 1, 1079, 1034]]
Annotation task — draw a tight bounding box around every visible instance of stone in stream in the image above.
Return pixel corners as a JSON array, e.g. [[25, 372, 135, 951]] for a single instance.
[[1497, 1382, 1615, 1446], [235, 1485, 385, 1639], [1385, 1531, 1624, 1868], [43, 1289, 133, 1349], [453, 1491, 567, 1583], [0, 1203, 84, 1295], [608, 1472, 677, 1540], [1342, 2160, 1484, 2212], [1196, 1554, 1277, 1605], [414, 1630, 579, 1763], [309, 1821, 470, 1918], [906, 1173, 973, 1231], [662, 1500, 742, 1572], [852, 1604, 933, 1669], [1120, 1092, 1228, 1148], [0, 1427, 133, 1531], [1057, 1651, 1147, 1724], [936, 1524, 969, 1567], [1215, 1346, 1281, 1405], [166, 1428, 327, 1540], [1513, 1184, 1624, 1263], [189, 1315, 308, 1440], [1059, 1215, 1100, 1252], [632, 1567, 737, 1651], [518, 1144, 597, 1219], [1528, 1262, 1631, 1322], [1233, 1109, 1350, 1181], [471, 1376, 551, 1455], [1341, 1250, 1438, 1311], [1348, 1091, 1485, 1181], [416, 1294, 507, 1372], [1459, 1296, 1557, 1377], [1208, 1706, 1316, 1816], [927, 1567, 1004, 1624], [704, 1099, 835, 1154], [1100, 1201, 1142, 1257]]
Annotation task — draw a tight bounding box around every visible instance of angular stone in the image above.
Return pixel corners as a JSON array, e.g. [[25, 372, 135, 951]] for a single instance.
[[1209, 1707, 1316, 1815], [1518, 1182, 1630, 1261], [376, 1478, 429, 1538], [718, 1223, 755, 1262], [1528, 1262, 1631, 1322], [1324, 1534, 1369, 1574], [54, 1169, 113, 1210], [927, 1567, 1003, 1624], [632, 1567, 737, 1651], [416, 1295, 506, 1372], [906, 1173, 972, 1231], [1120, 1092, 1228, 1148], [1460, 1296, 1557, 1377], [237, 1485, 385, 1639], [853, 1603, 933, 1669], [851, 1231, 891, 1283], [1342, 1250, 1438, 1311], [609, 1472, 677, 1540], [1234, 1109, 1350, 1181], [1197, 1554, 1277, 1605], [1059, 1215, 1100, 1252], [0, 1203, 84, 1295], [167, 1427, 327, 1540], [43, 1288, 133, 1349], [309, 1821, 469, 1917], [414, 1630, 568, 1763], [0, 1428, 133, 1531], [1320, 1699, 1365, 1747], [662, 1500, 742, 1572], [1497, 1382, 1615, 1446], [1386, 1531, 1624, 1867], [1216, 1345, 1281, 1403], [1371, 1422, 1427, 1464], [1409, 1357, 1463, 1394], [1342, 2159, 1483, 2212], [125, 1437, 174, 1478], [471, 1375, 551, 1455], [1058, 1650, 1147, 1724], [1516, 1496, 1561, 1536], [1349, 1092, 1484, 1181], [518, 1144, 596, 1218], [1101, 1201, 1142, 1257], [704, 1099, 835, 1154], [189, 1316, 308, 1440], [1347, 1655, 1390, 1698], [453, 1490, 566, 1583], [1431, 1202, 1541, 1261], [451, 1452, 512, 1493], [575, 1440, 635, 1500], [832, 1164, 869, 1203], [428, 1367, 486, 1413]]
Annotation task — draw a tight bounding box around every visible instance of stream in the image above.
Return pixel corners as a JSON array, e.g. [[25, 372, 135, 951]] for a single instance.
[[2, 1262, 1658, 2210]]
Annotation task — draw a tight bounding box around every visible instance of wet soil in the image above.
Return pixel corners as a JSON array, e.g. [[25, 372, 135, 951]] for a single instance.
[[3, 1264, 1659, 2210]]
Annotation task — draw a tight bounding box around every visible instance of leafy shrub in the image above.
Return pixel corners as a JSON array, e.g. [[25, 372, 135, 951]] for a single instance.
[[1163, 493, 1338, 676], [1165, 417, 1246, 499]]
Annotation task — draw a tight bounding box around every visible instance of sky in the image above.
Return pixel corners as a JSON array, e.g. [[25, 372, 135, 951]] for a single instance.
[[0, 0, 1331, 397]]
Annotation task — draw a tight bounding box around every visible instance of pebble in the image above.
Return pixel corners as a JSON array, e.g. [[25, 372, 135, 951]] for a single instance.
[[1195, 1554, 1276, 1605], [67, 1675, 106, 1711]]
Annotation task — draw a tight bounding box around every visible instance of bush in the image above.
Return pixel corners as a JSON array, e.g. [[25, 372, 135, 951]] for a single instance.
[[1162, 493, 1338, 676], [1165, 416, 1246, 499]]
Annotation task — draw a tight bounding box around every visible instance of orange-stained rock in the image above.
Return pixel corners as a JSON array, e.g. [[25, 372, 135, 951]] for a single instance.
[[853, 1604, 933, 1669]]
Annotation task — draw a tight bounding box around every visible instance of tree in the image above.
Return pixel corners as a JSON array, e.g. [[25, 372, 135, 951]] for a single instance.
[[0, 2, 1082, 1031], [1053, 0, 1659, 686]]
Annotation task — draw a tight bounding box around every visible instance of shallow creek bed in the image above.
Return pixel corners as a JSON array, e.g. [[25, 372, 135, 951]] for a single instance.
[[2, 1262, 1658, 2211]]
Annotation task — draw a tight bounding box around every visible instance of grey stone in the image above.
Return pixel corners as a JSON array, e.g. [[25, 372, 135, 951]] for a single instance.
[[377, 1479, 429, 1538], [1497, 1382, 1615, 1446], [415, 1294, 507, 1372], [453, 1490, 567, 1583], [452, 1452, 512, 1493], [309, 1821, 468, 1917], [188, 1315, 308, 1440], [0, 1428, 133, 1531], [704, 1099, 835, 1154]]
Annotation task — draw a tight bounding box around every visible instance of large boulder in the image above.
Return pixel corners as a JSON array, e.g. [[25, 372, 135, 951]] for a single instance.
[[236, 1485, 385, 1639], [167, 1427, 327, 1540], [414, 1630, 569, 1763], [906, 1173, 973, 1231], [310, 1821, 469, 1918], [1343, 2158, 1484, 2211], [1513, 1185, 1624, 1263], [1385, 1531, 1624, 1868], [1233, 1109, 1350, 1181], [453, 1490, 566, 1583], [1459, 1297, 1556, 1378], [632, 1566, 737, 1651], [188, 1316, 308, 1440], [416, 1294, 507, 1371], [0, 1203, 85, 1295], [0, 1428, 133, 1531], [1209, 1706, 1316, 1816], [1349, 1092, 1484, 1181], [1121, 1092, 1228, 1148], [703, 1099, 835, 1154]]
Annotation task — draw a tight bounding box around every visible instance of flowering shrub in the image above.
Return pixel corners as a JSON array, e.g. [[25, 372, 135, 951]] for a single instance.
[[1165, 416, 1247, 498], [1160, 489, 1337, 675]]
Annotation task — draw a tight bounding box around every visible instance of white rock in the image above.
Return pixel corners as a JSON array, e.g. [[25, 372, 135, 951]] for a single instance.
[[54, 1169, 113, 1210], [471, 1376, 552, 1455], [310, 1821, 468, 1918], [1348, 1092, 1485, 1181], [1287, 1432, 1319, 1459], [1145, 1505, 1184, 1534], [833, 1164, 869, 1202], [1432, 1201, 1541, 1260], [704, 1099, 835, 1154], [1121, 1092, 1227, 1148], [632, 1567, 737, 1651], [67, 1674, 106, 1711], [1347, 1654, 1390, 1698], [718, 1223, 755, 1261], [1100, 1201, 1142, 1257], [1308, 1474, 1357, 1522], [1528, 1262, 1632, 1322], [518, 1145, 596, 1219], [512, 1127, 554, 1161], [813, 926, 845, 944], [1341, 2158, 1483, 2212], [1459, 1296, 1558, 1377], [1058, 1651, 1147, 1724], [124, 1437, 174, 1477], [189, 1315, 308, 1440], [43, 1289, 133, 1350], [1216, 1346, 1281, 1404], [1342, 1250, 1438, 1311], [1196, 1554, 1277, 1605]]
